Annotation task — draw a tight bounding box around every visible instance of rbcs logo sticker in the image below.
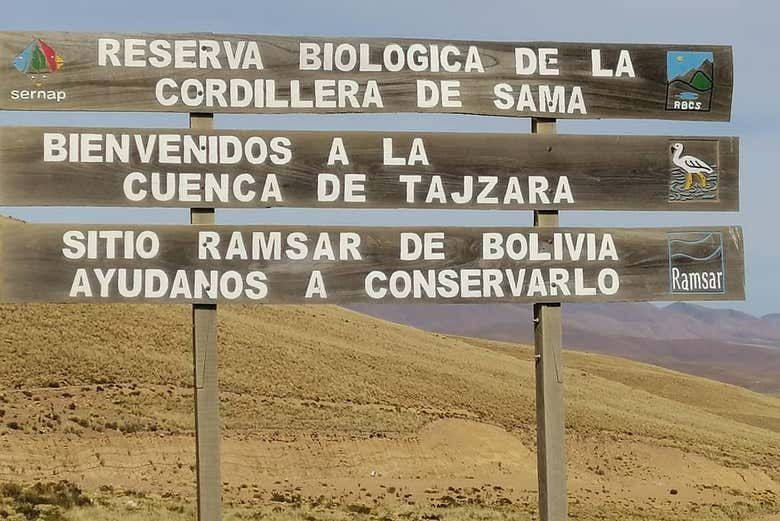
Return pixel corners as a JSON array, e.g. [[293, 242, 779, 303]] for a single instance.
[[665, 51, 713, 112], [10, 39, 66, 102]]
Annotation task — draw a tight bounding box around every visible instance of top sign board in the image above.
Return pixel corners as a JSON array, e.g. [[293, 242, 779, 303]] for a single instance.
[[0, 32, 733, 120]]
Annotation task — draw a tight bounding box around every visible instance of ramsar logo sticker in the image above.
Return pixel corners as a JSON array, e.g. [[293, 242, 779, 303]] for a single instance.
[[668, 141, 719, 202], [13, 39, 64, 86], [666, 51, 713, 112], [668, 232, 725, 294]]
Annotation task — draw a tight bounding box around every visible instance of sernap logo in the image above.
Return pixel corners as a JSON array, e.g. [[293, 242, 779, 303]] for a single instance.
[[10, 39, 66, 102]]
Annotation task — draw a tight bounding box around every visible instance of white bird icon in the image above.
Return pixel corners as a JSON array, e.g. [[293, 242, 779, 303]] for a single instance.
[[671, 142, 713, 191]]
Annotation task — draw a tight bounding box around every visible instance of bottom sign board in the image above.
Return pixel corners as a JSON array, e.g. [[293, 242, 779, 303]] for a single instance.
[[0, 224, 744, 304]]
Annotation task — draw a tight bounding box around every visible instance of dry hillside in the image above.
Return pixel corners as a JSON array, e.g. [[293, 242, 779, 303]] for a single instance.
[[0, 216, 778, 520], [351, 303, 780, 394], [0, 302, 777, 521]]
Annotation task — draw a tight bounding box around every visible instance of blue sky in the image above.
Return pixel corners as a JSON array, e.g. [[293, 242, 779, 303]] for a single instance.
[[666, 51, 713, 81], [1, 0, 775, 314]]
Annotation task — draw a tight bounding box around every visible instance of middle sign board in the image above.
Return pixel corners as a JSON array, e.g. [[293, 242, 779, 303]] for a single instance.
[[0, 128, 739, 211]]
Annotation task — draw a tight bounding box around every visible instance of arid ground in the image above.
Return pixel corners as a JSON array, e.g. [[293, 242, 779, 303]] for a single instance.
[[0, 300, 778, 521]]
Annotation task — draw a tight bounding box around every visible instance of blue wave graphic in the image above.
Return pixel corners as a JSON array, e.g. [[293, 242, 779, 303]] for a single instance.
[[670, 245, 723, 262], [668, 233, 716, 246]]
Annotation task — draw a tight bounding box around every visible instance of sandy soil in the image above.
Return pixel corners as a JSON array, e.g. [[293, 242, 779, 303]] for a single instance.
[[0, 302, 777, 520]]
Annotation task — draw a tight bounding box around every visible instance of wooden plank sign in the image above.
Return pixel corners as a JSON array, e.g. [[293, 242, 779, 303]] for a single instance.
[[0, 224, 744, 304], [0, 128, 739, 211], [0, 32, 732, 120]]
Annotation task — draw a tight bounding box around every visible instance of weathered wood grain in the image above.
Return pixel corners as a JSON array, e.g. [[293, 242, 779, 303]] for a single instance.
[[530, 117, 568, 521], [0, 128, 739, 211], [0, 32, 732, 120], [0, 224, 745, 304], [188, 112, 222, 521]]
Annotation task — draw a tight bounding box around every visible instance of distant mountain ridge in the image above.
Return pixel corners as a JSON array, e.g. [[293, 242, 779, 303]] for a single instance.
[[673, 59, 713, 81], [672, 59, 712, 81], [350, 302, 780, 394]]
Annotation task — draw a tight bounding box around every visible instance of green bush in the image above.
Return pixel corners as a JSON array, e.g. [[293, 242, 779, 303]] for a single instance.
[[0, 480, 91, 520]]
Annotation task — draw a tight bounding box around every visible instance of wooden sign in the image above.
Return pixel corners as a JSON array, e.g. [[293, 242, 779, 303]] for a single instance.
[[0, 32, 732, 120], [0, 224, 744, 304], [0, 128, 739, 211]]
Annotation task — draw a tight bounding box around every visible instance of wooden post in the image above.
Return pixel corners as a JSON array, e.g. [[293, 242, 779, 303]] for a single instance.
[[190, 112, 222, 521], [531, 117, 567, 521]]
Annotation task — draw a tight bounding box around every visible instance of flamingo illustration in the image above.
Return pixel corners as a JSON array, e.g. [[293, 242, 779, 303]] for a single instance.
[[671, 142, 713, 191]]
